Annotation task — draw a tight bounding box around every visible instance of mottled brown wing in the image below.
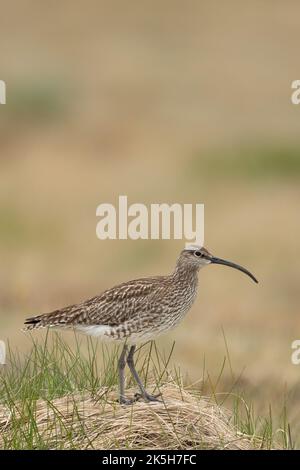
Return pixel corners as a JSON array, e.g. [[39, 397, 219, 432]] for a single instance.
[[24, 276, 166, 330]]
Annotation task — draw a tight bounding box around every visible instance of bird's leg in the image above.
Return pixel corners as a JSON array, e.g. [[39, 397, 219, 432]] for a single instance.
[[127, 345, 162, 402], [118, 344, 128, 404], [118, 344, 140, 405]]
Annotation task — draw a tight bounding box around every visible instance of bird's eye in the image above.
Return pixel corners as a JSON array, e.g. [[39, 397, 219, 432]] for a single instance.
[[194, 251, 202, 257]]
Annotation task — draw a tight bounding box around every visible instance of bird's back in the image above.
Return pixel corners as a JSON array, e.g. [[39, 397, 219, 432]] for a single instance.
[[24, 269, 198, 342]]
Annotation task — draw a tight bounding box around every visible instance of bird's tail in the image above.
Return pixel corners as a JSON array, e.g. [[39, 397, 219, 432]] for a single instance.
[[23, 314, 47, 331], [23, 308, 71, 331]]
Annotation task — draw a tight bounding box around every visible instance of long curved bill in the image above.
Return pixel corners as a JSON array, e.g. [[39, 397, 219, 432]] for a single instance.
[[210, 257, 258, 284]]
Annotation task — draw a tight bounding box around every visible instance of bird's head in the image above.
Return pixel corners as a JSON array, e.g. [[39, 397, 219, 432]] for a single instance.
[[177, 245, 258, 283]]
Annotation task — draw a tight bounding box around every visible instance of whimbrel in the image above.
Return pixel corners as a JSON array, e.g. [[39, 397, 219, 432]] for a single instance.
[[24, 245, 258, 404]]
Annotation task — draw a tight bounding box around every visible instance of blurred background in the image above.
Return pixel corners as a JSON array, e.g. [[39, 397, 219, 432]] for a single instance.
[[0, 0, 300, 440]]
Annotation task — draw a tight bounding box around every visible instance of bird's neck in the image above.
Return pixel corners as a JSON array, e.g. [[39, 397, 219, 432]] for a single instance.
[[172, 262, 199, 286]]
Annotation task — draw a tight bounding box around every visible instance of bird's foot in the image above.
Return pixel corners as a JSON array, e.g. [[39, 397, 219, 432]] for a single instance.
[[119, 395, 140, 405], [134, 391, 162, 403], [118, 391, 162, 405]]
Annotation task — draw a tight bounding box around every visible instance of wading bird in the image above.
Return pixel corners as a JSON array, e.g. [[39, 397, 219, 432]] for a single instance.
[[24, 245, 258, 404]]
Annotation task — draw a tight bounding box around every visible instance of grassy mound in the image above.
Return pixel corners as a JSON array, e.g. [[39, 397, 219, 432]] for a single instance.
[[0, 334, 289, 449], [0, 382, 261, 450]]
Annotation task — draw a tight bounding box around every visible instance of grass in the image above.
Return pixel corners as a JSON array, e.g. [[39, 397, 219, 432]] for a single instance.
[[5, 79, 69, 124], [189, 145, 300, 181], [0, 332, 293, 450]]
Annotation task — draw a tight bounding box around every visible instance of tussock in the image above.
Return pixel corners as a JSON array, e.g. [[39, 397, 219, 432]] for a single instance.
[[0, 382, 260, 450]]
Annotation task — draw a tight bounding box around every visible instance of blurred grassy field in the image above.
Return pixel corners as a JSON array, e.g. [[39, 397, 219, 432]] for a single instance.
[[0, 0, 300, 445]]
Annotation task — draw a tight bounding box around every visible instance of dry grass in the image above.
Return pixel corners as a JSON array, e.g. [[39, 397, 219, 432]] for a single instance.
[[0, 382, 265, 450]]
